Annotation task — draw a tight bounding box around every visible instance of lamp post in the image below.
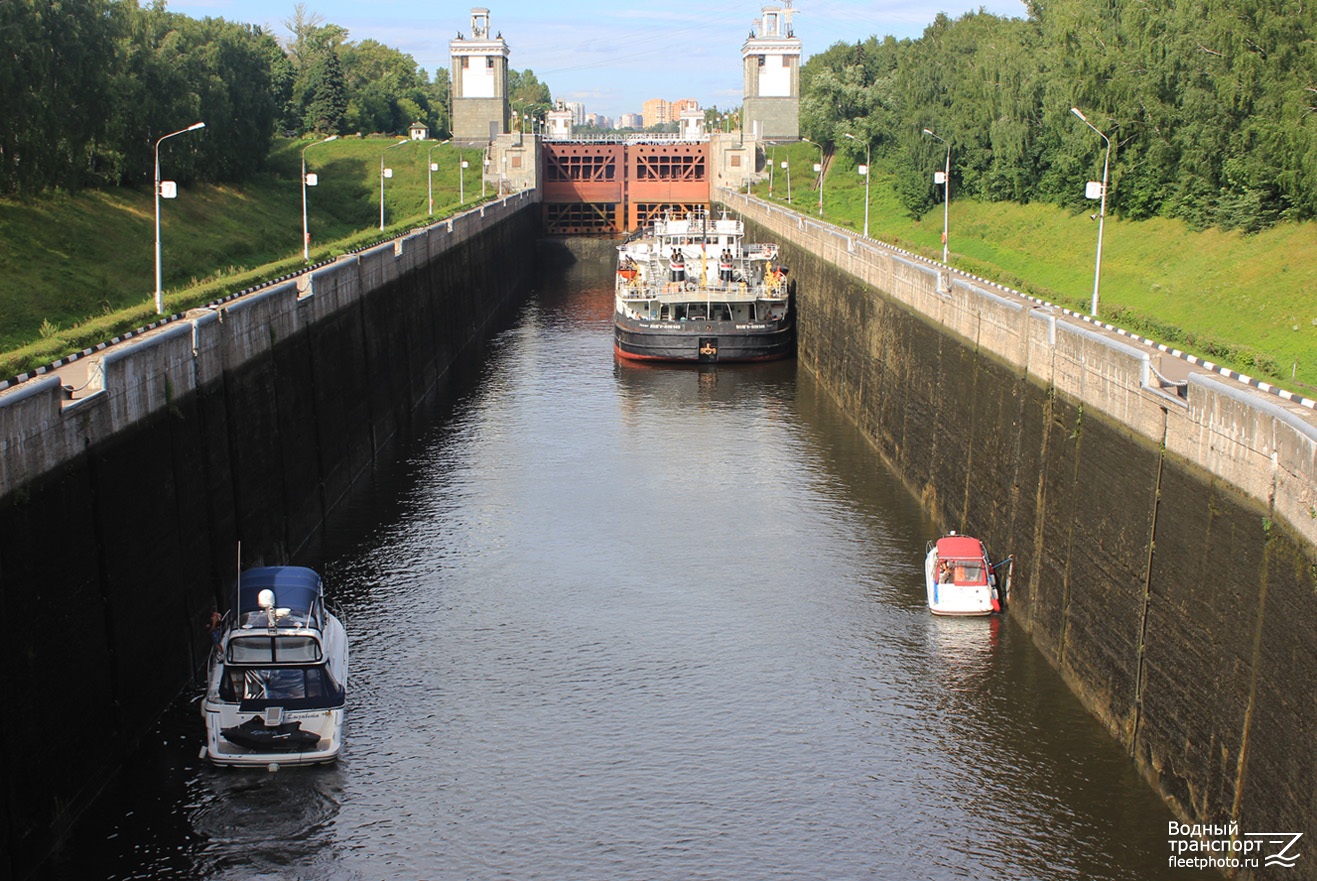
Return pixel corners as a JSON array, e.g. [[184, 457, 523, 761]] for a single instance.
[[802, 137, 823, 215], [843, 132, 870, 238], [767, 141, 776, 196], [460, 153, 467, 203], [428, 138, 450, 217], [1071, 107, 1110, 318], [923, 128, 950, 264], [781, 159, 791, 205], [301, 134, 337, 262], [153, 121, 205, 314], [379, 138, 407, 231], [482, 156, 489, 198]]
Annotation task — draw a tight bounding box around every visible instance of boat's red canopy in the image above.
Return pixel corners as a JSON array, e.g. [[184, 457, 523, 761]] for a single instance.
[[936, 535, 986, 560]]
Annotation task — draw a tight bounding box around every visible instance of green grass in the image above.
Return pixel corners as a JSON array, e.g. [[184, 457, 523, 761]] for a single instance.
[[3, 137, 1316, 393], [752, 142, 1317, 392], [0, 136, 488, 378]]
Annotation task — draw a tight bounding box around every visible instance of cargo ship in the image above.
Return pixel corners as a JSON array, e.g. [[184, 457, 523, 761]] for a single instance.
[[614, 208, 794, 363]]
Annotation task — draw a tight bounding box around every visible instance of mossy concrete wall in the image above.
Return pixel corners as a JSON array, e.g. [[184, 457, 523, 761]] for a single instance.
[[729, 193, 1316, 877], [0, 196, 540, 881]]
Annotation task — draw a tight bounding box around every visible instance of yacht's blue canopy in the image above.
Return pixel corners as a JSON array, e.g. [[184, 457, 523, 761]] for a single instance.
[[238, 566, 322, 613]]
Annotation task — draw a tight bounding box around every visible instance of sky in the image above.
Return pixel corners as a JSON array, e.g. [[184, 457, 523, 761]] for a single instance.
[[160, 0, 1030, 121]]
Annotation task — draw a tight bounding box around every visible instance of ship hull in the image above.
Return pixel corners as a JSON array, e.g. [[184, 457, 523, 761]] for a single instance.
[[614, 317, 794, 363]]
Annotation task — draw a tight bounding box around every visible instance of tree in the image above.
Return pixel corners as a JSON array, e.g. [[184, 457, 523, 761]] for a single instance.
[[508, 69, 552, 129], [0, 0, 121, 193], [341, 39, 432, 134], [302, 46, 348, 134]]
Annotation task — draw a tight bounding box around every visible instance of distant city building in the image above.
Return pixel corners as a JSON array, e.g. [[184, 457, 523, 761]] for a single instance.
[[586, 112, 612, 129], [642, 98, 671, 128], [618, 113, 643, 130], [742, 4, 800, 140], [564, 102, 586, 126], [450, 8, 510, 144]]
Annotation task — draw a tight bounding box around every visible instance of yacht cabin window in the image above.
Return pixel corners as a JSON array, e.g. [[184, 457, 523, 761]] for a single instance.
[[227, 635, 323, 664]]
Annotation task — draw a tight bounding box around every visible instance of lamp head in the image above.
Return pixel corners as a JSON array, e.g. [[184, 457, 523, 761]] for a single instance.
[[188, 121, 206, 131], [1071, 107, 1087, 121]]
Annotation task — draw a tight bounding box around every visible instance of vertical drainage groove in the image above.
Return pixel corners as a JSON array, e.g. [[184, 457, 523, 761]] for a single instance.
[[1131, 409, 1168, 752]]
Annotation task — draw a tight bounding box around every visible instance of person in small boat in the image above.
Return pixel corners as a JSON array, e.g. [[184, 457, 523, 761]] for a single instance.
[[938, 560, 953, 584], [669, 248, 686, 283], [209, 611, 224, 656]]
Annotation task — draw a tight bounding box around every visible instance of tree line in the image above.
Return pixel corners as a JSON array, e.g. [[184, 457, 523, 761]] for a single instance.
[[11, 0, 1311, 234], [0, 1, 452, 194], [802, 0, 1317, 232]]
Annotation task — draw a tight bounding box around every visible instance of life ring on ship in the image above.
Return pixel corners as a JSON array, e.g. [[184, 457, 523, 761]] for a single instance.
[[685, 281, 696, 292]]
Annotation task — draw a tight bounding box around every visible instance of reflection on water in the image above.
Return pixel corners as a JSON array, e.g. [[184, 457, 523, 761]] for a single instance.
[[50, 256, 1198, 881]]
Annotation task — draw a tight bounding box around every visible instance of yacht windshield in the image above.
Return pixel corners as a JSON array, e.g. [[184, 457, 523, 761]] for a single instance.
[[950, 560, 986, 584], [220, 665, 345, 710], [227, 635, 322, 664]]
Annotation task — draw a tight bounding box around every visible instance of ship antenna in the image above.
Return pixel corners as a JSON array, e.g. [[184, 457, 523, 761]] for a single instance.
[[234, 541, 242, 624]]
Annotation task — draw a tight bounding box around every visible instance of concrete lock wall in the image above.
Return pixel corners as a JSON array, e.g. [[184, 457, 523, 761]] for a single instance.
[[0, 195, 541, 880], [724, 192, 1317, 875]]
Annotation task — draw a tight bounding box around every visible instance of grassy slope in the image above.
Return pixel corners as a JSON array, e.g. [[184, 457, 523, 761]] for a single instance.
[[754, 143, 1317, 392], [0, 137, 480, 370], [2, 137, 1315, 391]]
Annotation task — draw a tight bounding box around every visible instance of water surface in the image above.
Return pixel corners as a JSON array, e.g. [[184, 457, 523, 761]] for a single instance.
[[51, 257, 1195, 880]]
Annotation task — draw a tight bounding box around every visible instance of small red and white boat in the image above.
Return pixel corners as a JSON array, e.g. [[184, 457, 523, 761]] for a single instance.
[[924, 532, 1009, 616]]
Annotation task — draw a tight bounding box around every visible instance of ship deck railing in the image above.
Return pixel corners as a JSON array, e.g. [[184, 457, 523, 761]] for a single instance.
[[618, 280, 786, 302]]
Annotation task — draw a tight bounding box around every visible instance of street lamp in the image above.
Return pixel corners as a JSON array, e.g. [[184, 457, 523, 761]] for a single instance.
[[923, 128, 950, 264], [843, 132, 870, 238], [153, 121, 205, 314], [460, 153, 468, 203], [482, 156, 489, 198], [428, 138, 450, 217], [781, 159, 791, 205], [301, 134, 337, 262], [379, 138, 408, 231], [767, 141, 776, 196], [802, 137, 824, 215], [1071, 107, 1111, 317]]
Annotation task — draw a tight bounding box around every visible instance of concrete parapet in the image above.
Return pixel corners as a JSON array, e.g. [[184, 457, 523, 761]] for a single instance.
[[96, 322, 197, 431], [357, 240, 400, 290], [189, 309, 223, 389], [1049, 322, 1173, 440], [0, 376, 66, 496], [299, 255, 362, 318], [1173, 374, 1317, 545], [216, 280, 300, 370]]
